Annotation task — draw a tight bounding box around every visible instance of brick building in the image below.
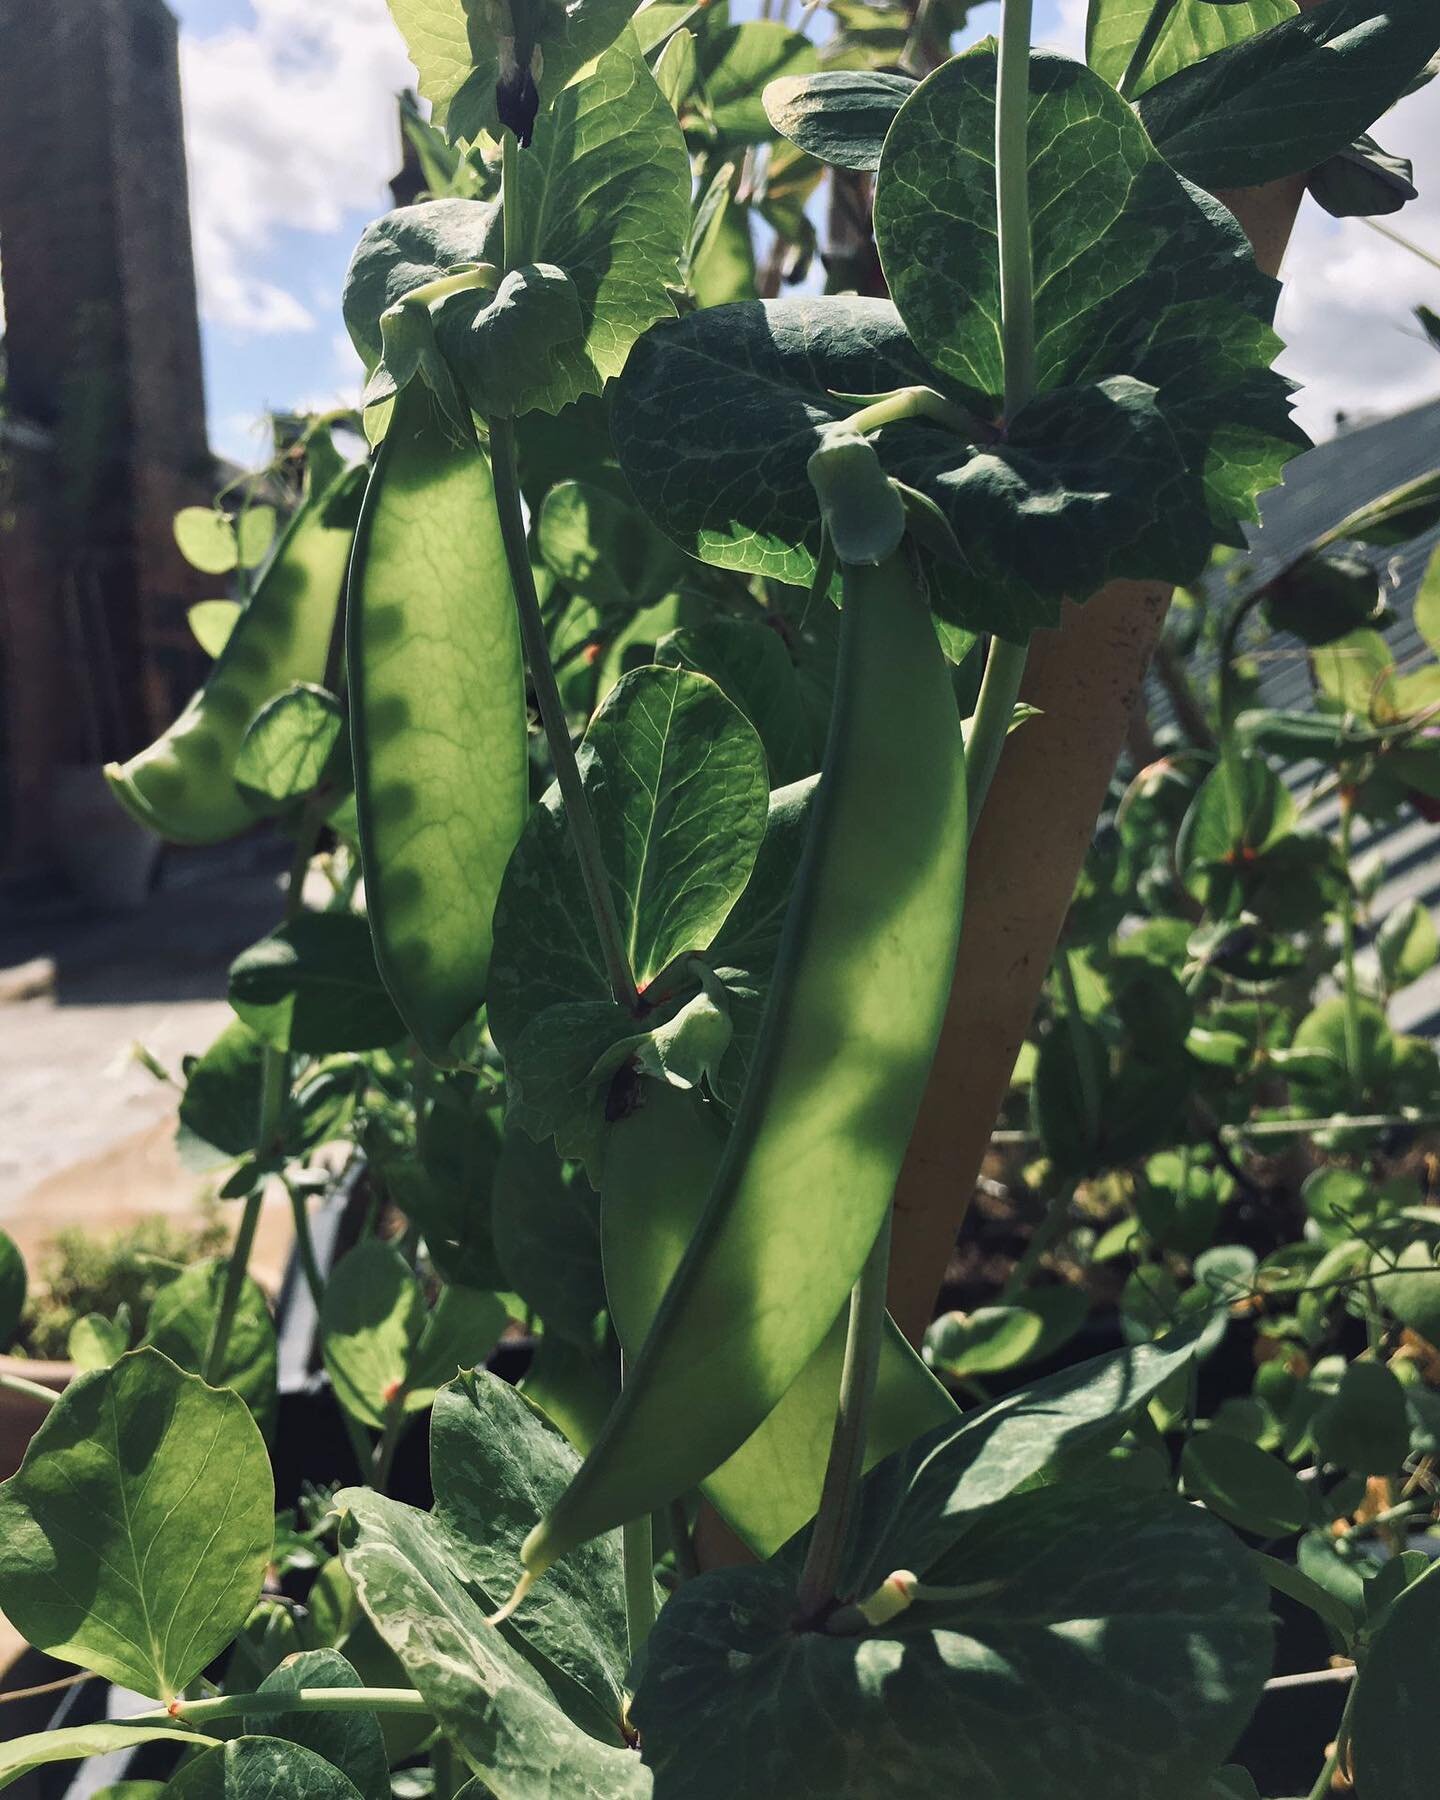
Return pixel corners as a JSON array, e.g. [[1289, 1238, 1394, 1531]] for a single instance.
[[0, 0, 214, 882]]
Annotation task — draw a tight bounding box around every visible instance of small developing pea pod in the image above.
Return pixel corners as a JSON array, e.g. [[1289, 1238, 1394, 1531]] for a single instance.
[[105, 462, 363, 844], [506, 545, 967, 1595], [601, 1078, 957, 1558], [347, 381, 529, 1063]]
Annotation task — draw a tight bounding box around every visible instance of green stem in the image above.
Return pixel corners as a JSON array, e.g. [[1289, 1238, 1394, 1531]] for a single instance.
[[490, 414, 642, 1012], [963, 0, 1037, 829], [285, 1176, 326, 1312], [843, 385, 975, 437], [796, 1212, 893, 1620], [203, 1186, 266, 1386], [371, 1401, 405, 1492], [0, 1371, 60, 1407], [130, 1687, 433, 1729], [622, 1515, 657, 1659], [502, 129, 532, 270], [965, 637, 1029, 830], [996, 0, 1036, 424], [1001, 1178, 1075, 1299], [401, 266, 500, 311], [1306, 1666, 1360, 1800], [1118, 0, 1180, 100], [1338, 794, 1364, 1109]]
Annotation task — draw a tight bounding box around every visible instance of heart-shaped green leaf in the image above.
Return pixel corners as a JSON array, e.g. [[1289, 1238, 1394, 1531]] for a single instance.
[[489, 663, 769, 1046], [143, 1258, 278, 1433], [0, 1350, 272, 1700], [244, 1649, 389, 1800]]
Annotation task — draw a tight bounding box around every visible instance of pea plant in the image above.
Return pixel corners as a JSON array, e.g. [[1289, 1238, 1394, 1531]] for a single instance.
[[4, 0, 1440, 1795]]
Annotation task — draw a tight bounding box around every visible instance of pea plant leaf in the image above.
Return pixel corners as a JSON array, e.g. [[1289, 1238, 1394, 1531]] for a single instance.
[[166, 1738, 366, 1800], [176, 1019, 268, 1170], [384, 0, 638, 142], [428, 1372, 635, 1728], [1137, 0, 1440, 190], [703, 773, 818, 1112], [616, 50, 1302, 641], [816, 1330, 1206, 1594], [536, 478, 690, 612], [336, 1373, 644, 1797], [229, 914, 405, 1054], [657, 616, 818, 788], [693, 22, 819, 146], [0, 1725, 219, 1792], [874, 47, 1304, 629], [343, 198, 498, 373], [762, 70, 918, 172], [437, 31, 692, 418], [1350, 1559, 1440, 1795], [1086, 0, 1296, 97], [233, 683, 344, 809], [0, 1350, 273, 1701], [0, 1226, 25, 1346], [143, 1258, 278, 1434], [633, 1484, 1271, 1800], [321, 1240, 505, 1430], [487, 664, 768, 1160], [492, 1131, 607, 1345], [245, 1649, 390, 1800]]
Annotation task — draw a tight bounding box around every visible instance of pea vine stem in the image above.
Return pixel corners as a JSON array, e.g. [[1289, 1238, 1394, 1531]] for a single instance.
[[489, 419, 640, 1014], [206, 523, 351, 1387], [1118, 0, 1180, 100], [796, 1211, 893, 1620], [131, 1687, 433, 1729], [491, 131, 640, 1013], [966, 0, 1036, 828]]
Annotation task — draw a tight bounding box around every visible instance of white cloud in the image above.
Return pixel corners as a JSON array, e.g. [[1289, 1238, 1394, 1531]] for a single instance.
[[179, 0, 416, 336]]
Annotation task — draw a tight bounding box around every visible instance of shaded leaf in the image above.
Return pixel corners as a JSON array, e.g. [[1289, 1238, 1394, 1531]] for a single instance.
[[636, 1486, 1270, 1800], [229, 914, 405, 1055], [1137, 0, 1440, 189], [144, 1258, 278, 1433], [1087, 0, 1296, 97], [763, 69, 916, 171]]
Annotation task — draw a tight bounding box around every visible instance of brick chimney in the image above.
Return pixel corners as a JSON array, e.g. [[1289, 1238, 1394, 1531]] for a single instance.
[[0, 0, 214, 871]]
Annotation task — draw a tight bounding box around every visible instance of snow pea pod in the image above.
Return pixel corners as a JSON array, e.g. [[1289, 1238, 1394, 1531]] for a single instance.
[[515, 547, 967, 1584], [348, 382, 529, 1063], [105, 466, 362, 844], [601, 1079, 957, 1557]]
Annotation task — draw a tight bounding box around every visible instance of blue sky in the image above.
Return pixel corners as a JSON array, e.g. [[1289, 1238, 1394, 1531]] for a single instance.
[[171, 0, 1440, 468]]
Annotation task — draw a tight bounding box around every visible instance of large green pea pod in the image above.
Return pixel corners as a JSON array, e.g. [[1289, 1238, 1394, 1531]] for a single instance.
[[515, 547, 967, 1585], [602, 1080, 956, 1558], [348, 382, 529, 1062], [105, 467, 362, 844]]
